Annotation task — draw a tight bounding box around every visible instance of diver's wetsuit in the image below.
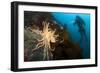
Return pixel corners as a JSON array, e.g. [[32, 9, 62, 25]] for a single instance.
[[74, 15, 87, 42]]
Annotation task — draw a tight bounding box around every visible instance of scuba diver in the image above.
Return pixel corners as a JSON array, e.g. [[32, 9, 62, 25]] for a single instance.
[[74, 15, 87, 42]]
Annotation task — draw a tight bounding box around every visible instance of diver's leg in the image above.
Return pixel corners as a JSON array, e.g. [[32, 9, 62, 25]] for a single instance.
[[83, 31, 88, 41], [79, 31, 83, 43]]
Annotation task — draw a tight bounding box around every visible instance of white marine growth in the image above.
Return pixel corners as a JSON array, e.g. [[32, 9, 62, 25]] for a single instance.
[[31, 21, 59, 60]]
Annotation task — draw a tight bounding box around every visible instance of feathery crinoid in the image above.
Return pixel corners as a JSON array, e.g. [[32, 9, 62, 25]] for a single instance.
[[31, 21, 59, 60]]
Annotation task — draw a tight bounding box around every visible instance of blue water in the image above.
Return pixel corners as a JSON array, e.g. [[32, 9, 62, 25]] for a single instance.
[[51, 12, 90, 58]]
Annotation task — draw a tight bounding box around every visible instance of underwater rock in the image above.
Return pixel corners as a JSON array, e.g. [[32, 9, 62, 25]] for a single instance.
[[24, 11, 53, 30], [52, 28, 82, 60], [24, 28, 43, 61]]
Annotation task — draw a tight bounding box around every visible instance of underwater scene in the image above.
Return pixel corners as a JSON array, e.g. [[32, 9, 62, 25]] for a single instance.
[[24, 11, 90, 61]]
